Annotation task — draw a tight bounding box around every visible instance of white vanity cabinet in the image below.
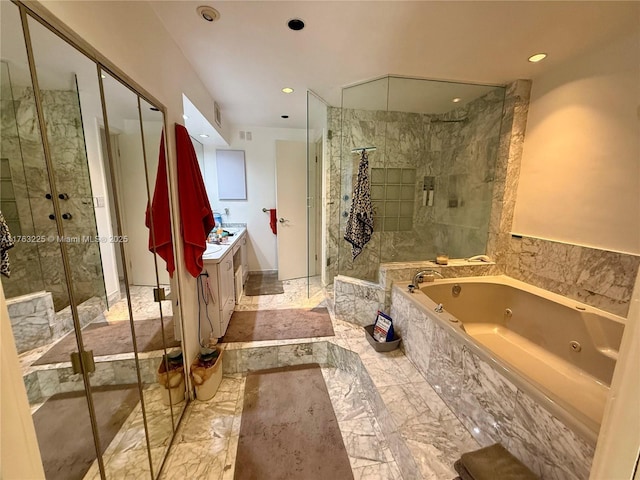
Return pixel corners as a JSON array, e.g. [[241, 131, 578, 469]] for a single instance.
[[200, 228, 248, 339], [217, 252, 235, 335]]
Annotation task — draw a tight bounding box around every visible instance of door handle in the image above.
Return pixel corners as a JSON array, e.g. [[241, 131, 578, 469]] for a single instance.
[[70, 350, 96, 374], [279, 218, 286, 223]]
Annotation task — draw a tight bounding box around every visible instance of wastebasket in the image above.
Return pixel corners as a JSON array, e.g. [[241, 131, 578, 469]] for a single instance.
[[190, 347, 223, 401], [157, 349, 185, 406]]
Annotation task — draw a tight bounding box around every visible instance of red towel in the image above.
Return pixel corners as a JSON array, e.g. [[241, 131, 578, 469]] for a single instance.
[[269, 209, 277, 235], [175, 124, 215, 277], [145, 132, 175, 277]]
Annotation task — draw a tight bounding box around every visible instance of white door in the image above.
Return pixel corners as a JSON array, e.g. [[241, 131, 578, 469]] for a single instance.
[[276, 140, 307, 280]]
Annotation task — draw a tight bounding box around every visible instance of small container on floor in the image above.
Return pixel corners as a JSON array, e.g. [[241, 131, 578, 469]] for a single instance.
[[191, 348, 224, 401], [157, 354, 185, 406], [364, 324, 401, 352]]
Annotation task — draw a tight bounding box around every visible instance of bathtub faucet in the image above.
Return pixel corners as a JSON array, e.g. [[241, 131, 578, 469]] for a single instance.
[[413, 269, 444, 285]]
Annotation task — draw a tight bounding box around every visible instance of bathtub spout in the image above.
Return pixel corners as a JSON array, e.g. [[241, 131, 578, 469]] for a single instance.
[[413, 269, 444, 286]]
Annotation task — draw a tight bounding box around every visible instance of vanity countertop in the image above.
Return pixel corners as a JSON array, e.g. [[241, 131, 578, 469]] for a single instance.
[[202, 227, 247, 263]]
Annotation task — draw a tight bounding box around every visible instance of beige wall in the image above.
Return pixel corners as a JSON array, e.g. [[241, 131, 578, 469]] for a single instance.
[[512, 29, 640, 254], [202, 126, 307, 272]]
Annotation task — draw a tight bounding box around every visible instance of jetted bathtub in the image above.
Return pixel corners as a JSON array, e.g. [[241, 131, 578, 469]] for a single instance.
[[401, 275, 625, 442]]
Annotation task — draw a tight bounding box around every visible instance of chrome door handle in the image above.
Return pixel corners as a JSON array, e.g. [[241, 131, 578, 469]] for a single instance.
[[279, 218, 286, 223]]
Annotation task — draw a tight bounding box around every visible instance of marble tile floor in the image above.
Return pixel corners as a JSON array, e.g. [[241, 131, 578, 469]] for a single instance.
[[156, 276, 481, 480], [82, 383, 183, 480], [159, 368, 404, 480], [27, 274, 482, 479], [234, 275, 326, 312]]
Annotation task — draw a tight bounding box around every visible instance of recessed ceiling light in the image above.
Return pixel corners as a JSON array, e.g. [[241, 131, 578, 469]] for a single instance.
[[199, 134, 209, 138], [528, 53, 547, 63], [197, 5, 220, 23], [287, 18, 305, 31], [100, 74, 106, 79], [452, 97, 461, 103], [281, 115, 289, 119], [282, 87, 294, 94], [183, 114, 189, 120]]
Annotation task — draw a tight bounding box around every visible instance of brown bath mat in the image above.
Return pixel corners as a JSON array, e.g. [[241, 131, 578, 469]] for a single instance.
[[222, 307, 334, 342], [34, 317, 180, 365], [243, 272, 284, 296], [33, 385, 140, 480], [235, 364, 353, 480]]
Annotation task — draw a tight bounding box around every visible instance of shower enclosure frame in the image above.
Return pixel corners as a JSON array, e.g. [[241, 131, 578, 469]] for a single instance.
[[332, 74, 507, 284]]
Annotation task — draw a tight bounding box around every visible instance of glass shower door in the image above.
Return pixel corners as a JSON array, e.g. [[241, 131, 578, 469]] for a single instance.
[[306, 90, 329, 298]]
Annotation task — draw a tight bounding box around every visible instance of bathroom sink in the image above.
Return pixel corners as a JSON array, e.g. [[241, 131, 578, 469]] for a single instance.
[[205, 244, 223, 255]]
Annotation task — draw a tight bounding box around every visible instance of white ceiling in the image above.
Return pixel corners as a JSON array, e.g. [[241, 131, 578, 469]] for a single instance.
[[150, 1, 638, 130]]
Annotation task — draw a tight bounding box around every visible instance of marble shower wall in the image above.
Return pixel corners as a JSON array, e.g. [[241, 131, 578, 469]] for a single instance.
[[326, 85, 505, 284], [420, 87, 505, 259], [0, 73, 47, 298], [0, 83, 105, 311]]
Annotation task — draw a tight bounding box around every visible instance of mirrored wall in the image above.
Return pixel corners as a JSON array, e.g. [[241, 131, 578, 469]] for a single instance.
[[1, 2, 185, 478], [328, 75, 506, 283]]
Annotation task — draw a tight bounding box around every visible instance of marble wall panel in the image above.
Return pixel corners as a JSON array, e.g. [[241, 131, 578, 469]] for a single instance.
[[503, 236, 639, 317], [7, 291, 56, 353], [333, 275, 386, 326]]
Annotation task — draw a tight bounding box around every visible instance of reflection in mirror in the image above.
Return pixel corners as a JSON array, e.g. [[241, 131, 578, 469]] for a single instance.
[[140, 95, 185, 463], [26, 13, 149, 480], [1, 2, 94, 479], [334, 75, 505, 283], [100, 72, 177, 477]]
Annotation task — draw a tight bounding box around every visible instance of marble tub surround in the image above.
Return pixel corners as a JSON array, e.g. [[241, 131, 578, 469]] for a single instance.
[[502, 235, 640, 317], [333, 261, 497, 327], [378, 259, 499, 291], [391, 284, 596, 480], [334, 275, 387, 327]]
